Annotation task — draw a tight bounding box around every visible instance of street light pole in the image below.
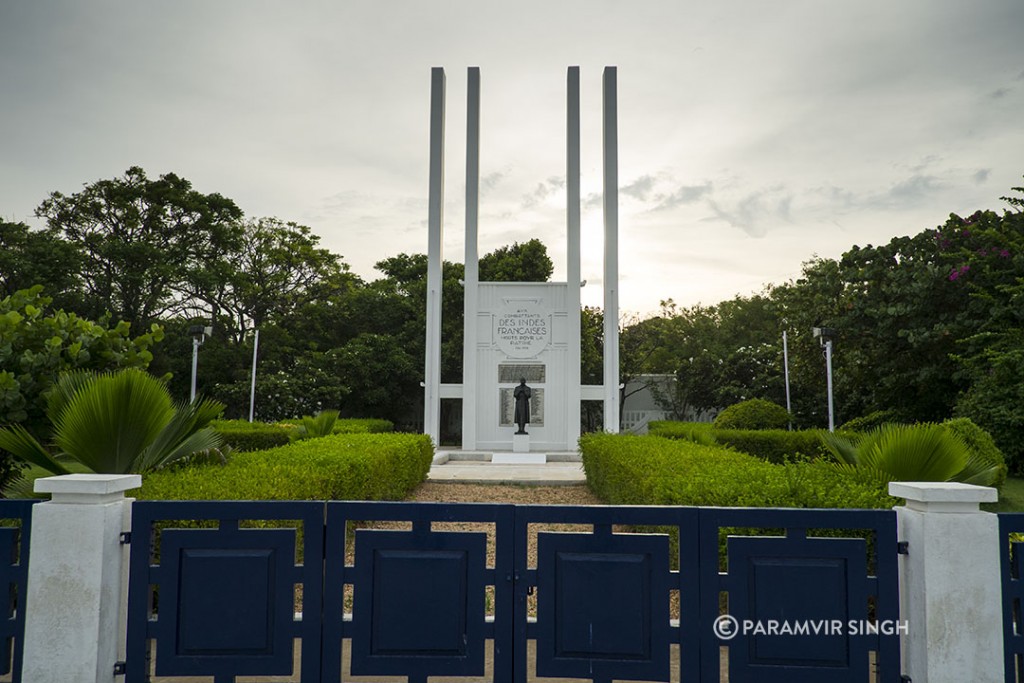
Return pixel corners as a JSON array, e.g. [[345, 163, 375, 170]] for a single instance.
[[824, 338, 834, 432], [190, 336, 200, 403], [782, 330, 792, 430], [249, 328, 260, 422]]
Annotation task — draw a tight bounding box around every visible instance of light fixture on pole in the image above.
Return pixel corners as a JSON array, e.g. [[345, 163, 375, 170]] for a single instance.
[[188, 324, 212, 403], [812, 326, 836, 432]]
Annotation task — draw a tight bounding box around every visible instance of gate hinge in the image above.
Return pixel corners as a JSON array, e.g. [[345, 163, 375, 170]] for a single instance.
[[900, 675, 912, 682], [897, 541, 909, 555], [113, 660, 126, 675], [120, 532, 132, 545]]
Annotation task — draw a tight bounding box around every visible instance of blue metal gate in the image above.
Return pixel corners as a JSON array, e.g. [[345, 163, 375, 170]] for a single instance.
[[125, 501, 900, 682], [0, 499, 37, 683], [999, 513, 1024, 681]]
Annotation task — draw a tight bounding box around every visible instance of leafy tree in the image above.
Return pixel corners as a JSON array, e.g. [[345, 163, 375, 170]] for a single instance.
[[0, 286, 162, 435], [0, 221, 82, 308], [479, 239, 554, 282], [35, 166, 244, 329], [0, 368, 223, 476], [189, 217, 354, 342]]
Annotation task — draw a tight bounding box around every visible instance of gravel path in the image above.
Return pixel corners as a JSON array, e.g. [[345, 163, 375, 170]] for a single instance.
[[405, 481, 603, 505]]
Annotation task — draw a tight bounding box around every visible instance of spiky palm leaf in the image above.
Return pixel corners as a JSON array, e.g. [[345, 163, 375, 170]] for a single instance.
[[53, 369, 175, 474], [289, 409, 340, 442], [823, 423, 999, 485], [2, 368, 224, 476], [0, 423, 71, 475]]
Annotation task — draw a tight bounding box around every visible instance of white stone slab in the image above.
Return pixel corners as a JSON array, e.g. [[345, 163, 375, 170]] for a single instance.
[[492, 452, 547, 465], [890, 481, 997, 512]]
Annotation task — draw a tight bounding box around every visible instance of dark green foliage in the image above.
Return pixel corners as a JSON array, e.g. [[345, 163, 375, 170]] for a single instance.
[[580, 433, 894, 509], [712, 428, 835, 463], [138, 433, 433, 501], [840, 410, 901, 432], [942, 417, 1007, 487], [713, 398, 791, 430]]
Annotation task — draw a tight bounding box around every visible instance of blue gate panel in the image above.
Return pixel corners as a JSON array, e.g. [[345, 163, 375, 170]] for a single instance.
[[126, 501, 324, 683], [698, 508, 900, 683], [324, 501, 515, 683], [351, 530, 486, 674], [729, 537, 864, 668], [536, 532, 670, 681], [155, 530, 295, 671], [0, 500, 35, 683]]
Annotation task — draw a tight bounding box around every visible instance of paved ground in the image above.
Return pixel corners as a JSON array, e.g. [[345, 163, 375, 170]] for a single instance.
[[427, 451, 586, 485]]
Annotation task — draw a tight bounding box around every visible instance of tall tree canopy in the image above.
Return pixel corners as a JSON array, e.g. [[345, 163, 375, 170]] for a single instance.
[[36, 166, 243, 329]]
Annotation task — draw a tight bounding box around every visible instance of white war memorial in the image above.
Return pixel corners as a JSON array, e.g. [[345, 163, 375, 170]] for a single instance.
[[422, 66, 622, 462]]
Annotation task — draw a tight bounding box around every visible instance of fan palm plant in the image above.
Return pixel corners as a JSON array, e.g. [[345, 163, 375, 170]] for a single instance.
[[0, 369, 224, 475], [288, 409, 340, 442], [822, 423, 1001, 486]]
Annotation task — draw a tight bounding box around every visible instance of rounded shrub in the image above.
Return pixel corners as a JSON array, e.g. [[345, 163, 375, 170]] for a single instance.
[[713, 398, 791, 430], [942, 417, 1007, 488]]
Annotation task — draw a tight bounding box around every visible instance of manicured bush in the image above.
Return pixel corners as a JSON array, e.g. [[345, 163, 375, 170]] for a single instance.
[[840, 410, 900, 432], [942, 417, 1007, 488], [212, 419, 292, 452], [650, 421, 840, 463], [213, 417, 395, 452], [332, 418, 394, 434], [648, 421, 716, 444], [138, 432, 433, 501], [713, 398, 791, 430], [712, 428, 836, 463], [580, 433, 894, 509]]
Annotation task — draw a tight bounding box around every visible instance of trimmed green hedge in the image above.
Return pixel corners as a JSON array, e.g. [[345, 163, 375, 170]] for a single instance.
[[581, 433, 894, 509], [139, 433, 432, 501], [649, 421, 842, 463], [213, 418, 395, 452], [331, 418, 394, 434], [212, 420, 292, 452]]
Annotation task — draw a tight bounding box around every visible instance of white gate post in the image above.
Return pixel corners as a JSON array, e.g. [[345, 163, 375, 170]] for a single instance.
[[890, 481, 1003, 682], [21, 474, 139, 683]]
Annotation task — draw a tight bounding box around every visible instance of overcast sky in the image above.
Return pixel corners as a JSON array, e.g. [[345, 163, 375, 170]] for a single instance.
[[1, 1, 1021, 316]]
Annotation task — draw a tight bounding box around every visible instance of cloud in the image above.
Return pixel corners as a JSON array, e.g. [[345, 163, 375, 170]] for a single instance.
[[620, 175, 658, 201], [973, 168, 991, 184], [521, 176, 564, 209], [1017, 70, 1024, 81], [653, 182, 713, 211], [481, 170, 507, 195], [886, 174, 946, 203], [989, 87, 1011, 99], [706, 187, 793, 238]]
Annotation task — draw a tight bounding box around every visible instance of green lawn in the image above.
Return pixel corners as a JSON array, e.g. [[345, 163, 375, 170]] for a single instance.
[[985, 476, 1024, 512]]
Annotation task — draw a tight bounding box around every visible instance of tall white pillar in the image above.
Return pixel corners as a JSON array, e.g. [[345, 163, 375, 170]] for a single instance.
[[566, 66, 582, 448], [22, 474, 140, 683], [602, 66, 620, 433], [424, 67, 445, 445], [890, 482, 1003, 683], [461, 67, 481, 451]]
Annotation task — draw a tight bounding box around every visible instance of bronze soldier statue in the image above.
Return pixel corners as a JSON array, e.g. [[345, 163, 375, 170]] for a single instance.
[[513, 378, 531, 434]]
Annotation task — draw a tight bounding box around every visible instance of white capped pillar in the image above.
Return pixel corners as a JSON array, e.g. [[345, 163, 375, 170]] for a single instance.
[[566, 66, 583, 447], [890, 481, 1003, 682], [602, 66, 620, 433], [22, 474, 140, 683], [461, 67, 481, 450], [424, 67, 445, 445]]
